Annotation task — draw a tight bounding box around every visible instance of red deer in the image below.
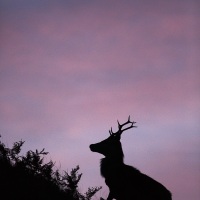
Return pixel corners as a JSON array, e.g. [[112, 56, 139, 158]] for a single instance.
[[90, 116, 172, 200]]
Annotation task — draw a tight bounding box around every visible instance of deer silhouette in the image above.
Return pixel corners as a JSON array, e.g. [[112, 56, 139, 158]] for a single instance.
[[90, 116, 172, 200]]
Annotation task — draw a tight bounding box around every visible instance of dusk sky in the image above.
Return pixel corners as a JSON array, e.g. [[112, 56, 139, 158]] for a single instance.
[[0, 0, 199, 199]]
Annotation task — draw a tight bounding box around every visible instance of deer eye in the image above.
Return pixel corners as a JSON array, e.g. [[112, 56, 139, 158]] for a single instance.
[[110, 135, 116, 139]]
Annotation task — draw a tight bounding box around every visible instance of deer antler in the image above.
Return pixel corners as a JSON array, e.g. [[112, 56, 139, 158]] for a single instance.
[[109, 116, 137, 136]]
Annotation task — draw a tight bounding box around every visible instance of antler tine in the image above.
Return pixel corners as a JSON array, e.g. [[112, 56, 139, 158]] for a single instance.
[[118, 116, 137, 134], [121, 123, 137, 132], [109, 116, 137, 136], [117, 120, 120, 128], [109, 127, 114, 135]]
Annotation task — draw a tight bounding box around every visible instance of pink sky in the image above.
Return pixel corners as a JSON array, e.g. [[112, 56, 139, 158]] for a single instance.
[[0, 1, 199, 199]]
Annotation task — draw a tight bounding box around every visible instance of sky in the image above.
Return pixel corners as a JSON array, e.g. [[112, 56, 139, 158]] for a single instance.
[[0, 0, 199, 199]]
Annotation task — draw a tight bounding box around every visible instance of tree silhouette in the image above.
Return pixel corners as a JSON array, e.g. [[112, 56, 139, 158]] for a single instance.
[[0, 136, 101, 200]]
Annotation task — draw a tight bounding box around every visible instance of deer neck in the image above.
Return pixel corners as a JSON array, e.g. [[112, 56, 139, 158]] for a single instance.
[[100, 154, 124, 178]]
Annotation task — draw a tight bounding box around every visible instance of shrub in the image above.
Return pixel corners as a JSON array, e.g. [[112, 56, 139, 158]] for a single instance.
[[0, 136, 101, 200]]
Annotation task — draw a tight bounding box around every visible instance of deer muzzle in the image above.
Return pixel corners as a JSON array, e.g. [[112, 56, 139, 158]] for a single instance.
[[90, 142, 106, 155], [89, 144, 96, 152]]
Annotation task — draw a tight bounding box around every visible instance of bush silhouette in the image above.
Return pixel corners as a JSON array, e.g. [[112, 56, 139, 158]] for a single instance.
[[0, 136, 101, 200]]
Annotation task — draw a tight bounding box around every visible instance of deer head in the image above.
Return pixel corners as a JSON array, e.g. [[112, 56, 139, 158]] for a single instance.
[[89, 116, 137, 157]]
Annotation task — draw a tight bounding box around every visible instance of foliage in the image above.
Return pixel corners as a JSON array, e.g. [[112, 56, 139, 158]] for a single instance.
[[0, 136, 101, 200]]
